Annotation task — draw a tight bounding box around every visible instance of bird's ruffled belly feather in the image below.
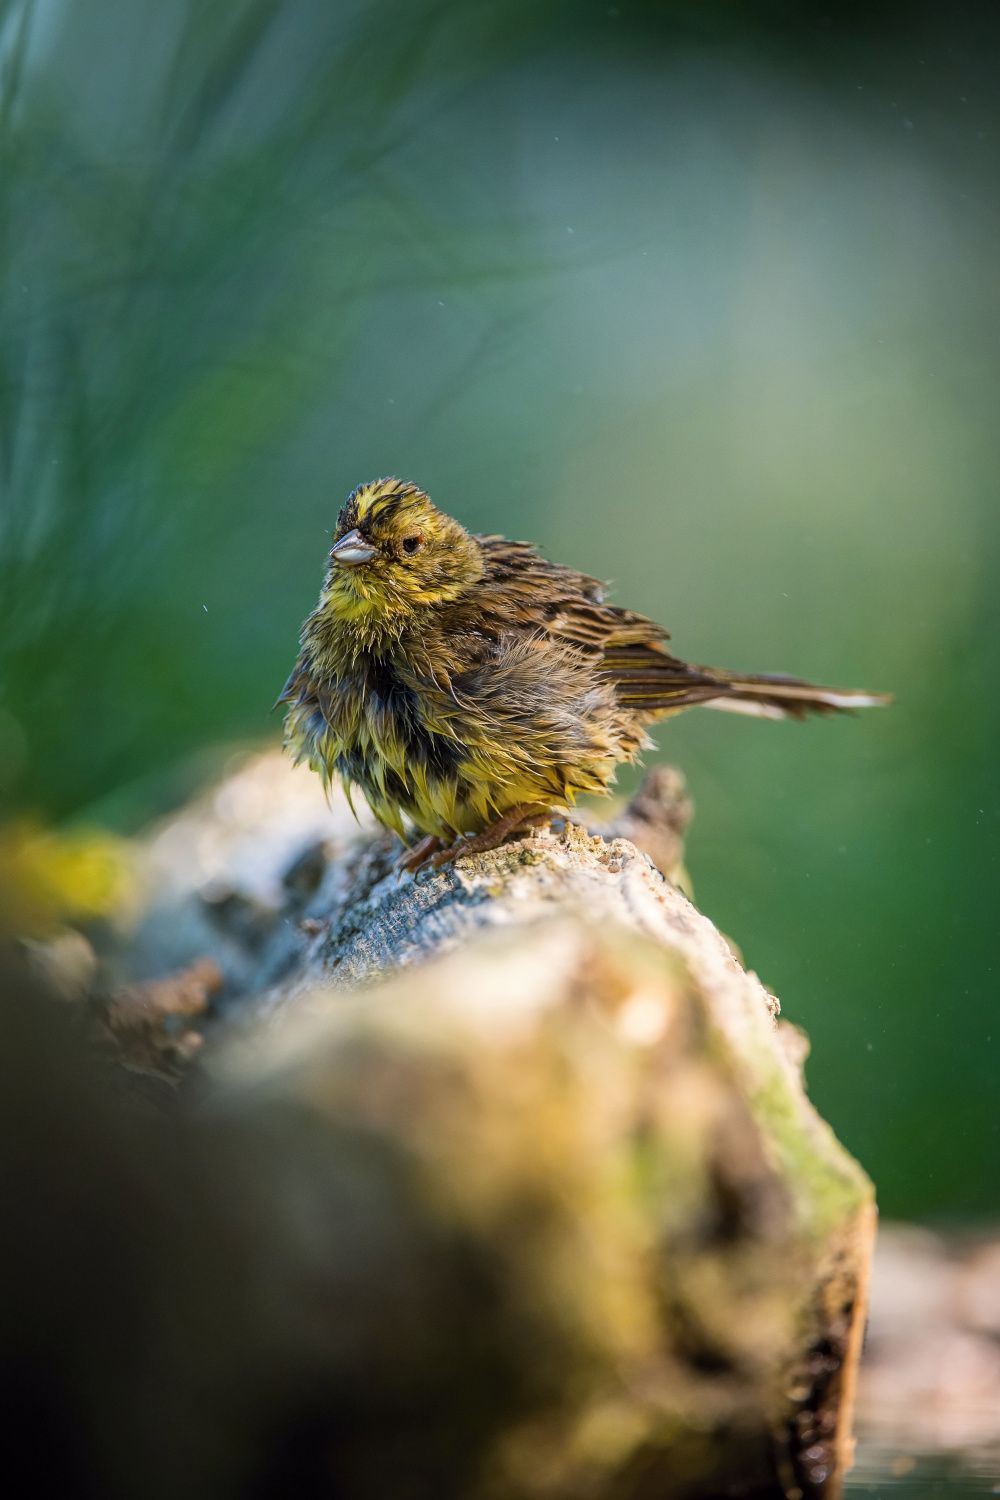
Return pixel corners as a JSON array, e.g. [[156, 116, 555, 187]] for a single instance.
[[285, 645, 634, 841]]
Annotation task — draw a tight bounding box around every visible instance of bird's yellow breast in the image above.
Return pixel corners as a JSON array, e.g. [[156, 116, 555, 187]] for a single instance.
[[282, 638, 629, 842]]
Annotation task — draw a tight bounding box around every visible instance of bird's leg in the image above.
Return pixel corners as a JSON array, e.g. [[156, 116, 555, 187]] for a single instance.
[[394, 834, 442, 875], [427, 803, 552, 870], [511, 811, 555, 833]]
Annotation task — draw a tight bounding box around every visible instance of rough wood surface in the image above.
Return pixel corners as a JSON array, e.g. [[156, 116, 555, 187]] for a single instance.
[[103, 749, 876, 1500]]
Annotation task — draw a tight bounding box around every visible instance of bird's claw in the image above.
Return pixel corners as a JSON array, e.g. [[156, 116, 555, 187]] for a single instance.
[[396, 805, 554, 877], [394, 835, 442, 876], [427, 803, 553, 870]]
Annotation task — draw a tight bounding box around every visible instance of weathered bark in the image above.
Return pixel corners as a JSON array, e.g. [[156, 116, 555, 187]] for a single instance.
[[99, 750, 876, 1499]]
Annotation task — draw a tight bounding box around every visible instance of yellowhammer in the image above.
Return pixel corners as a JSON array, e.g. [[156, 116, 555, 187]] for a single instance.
[[280, 478, 888, 871]]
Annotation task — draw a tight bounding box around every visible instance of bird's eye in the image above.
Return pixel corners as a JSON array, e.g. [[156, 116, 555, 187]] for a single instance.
[[401, 534, 424, 556]]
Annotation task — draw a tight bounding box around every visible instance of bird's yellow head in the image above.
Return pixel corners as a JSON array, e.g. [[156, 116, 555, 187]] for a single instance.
[[314, 479, 483, 638]]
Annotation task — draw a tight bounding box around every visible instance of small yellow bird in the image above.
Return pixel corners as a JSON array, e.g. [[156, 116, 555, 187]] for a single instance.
[[280, 478, 888, 871]]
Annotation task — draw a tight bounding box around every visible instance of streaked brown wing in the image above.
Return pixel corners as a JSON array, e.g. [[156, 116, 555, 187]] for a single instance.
[[599, 642, 726, 712], [468, 538, 860, 721], [473, 535, 670, 652]]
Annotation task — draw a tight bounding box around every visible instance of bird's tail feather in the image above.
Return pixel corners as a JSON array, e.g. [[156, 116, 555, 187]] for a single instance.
[[700, 671, 891, 720], [603, 645, 891, 721]]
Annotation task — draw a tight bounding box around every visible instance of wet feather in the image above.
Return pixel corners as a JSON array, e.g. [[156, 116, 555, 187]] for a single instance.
[[281, 478, 889, 844]]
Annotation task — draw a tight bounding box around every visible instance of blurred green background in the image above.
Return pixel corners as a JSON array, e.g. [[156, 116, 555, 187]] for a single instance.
[[0, 0, 996, 1220]]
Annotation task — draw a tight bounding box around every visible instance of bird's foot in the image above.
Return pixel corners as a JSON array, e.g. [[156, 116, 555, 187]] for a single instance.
[[511, 811, 555, 834], [394, 834, 443, 876], [427, 803, 553, 871]]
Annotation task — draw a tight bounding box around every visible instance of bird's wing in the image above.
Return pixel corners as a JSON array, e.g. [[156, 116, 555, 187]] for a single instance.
[[471, 535, 669, 651], [598, 642, 729, 712], [471, 538, 885, 721]]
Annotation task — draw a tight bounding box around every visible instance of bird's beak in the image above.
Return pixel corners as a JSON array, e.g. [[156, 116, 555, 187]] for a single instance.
[[329, 528, 377, 566]]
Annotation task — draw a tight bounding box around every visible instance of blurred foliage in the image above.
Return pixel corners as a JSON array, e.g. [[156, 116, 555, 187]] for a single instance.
[[0, 0, 559, 817], [0, 0, 997, 1217], [0, 818, 129, 938]]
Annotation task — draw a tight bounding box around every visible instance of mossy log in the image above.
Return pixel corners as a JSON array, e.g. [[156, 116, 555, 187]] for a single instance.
[[97, 753, 876, 1499]]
